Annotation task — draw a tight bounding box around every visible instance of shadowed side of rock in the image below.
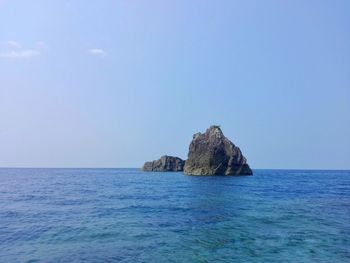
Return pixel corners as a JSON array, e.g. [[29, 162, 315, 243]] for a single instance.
[[142, 155, 185, 172], [184, 125, 253, 176]]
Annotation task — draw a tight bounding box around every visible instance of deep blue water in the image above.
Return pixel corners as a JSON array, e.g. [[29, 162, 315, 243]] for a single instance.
[[0, 169, 349, 263]]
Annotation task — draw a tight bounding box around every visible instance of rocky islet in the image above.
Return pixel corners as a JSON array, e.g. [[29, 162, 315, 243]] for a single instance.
[[142, 125, 252, 176]]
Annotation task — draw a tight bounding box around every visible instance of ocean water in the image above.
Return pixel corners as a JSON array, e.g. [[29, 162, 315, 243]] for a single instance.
[[0, 169, 349, 263]]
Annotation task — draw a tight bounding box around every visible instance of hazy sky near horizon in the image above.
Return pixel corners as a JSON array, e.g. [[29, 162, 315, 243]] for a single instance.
[[0, 0, 349, 169]]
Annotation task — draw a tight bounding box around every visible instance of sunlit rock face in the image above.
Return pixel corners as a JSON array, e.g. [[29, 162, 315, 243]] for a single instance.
[[142, 155, 185, 172], [184, 125, 252, 176]]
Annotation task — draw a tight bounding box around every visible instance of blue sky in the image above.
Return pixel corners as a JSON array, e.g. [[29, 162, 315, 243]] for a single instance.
[[0, 0, 349, 169]]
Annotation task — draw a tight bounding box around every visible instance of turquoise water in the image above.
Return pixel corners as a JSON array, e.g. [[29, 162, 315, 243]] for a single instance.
[[0, 169, 349, 262]]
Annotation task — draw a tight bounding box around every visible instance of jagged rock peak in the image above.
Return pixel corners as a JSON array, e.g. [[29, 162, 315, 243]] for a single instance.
[[184, 125, 252, 176], [206, 125, 225, 137]]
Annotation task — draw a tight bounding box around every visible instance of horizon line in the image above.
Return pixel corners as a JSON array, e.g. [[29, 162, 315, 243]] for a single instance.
[[0, 167, 349, 171]]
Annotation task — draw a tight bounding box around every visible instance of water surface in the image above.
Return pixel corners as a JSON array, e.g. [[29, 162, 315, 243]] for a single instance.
[[0, 169, 349, 262]]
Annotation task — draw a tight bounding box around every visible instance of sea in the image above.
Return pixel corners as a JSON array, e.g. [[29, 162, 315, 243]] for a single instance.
[[0, 168, 349, 263]]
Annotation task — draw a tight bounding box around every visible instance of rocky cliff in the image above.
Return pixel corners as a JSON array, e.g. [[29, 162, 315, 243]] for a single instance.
[[184, 125, 252, 175], [142, 155, 185, 172]]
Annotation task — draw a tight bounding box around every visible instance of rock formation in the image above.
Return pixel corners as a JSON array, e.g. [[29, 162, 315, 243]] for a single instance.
[[184, 125, 252, 175], [142, 155, 185, 172]]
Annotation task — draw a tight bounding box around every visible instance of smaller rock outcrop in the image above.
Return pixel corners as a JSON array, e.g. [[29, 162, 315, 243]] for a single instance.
[[142, 155, 185, 172]]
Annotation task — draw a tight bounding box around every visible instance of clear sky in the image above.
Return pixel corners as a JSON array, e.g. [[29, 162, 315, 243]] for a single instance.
[[0, 0, 349, 169]]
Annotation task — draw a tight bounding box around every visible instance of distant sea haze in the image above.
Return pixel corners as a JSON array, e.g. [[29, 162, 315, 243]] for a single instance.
[[0, 168, 349, 262]]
